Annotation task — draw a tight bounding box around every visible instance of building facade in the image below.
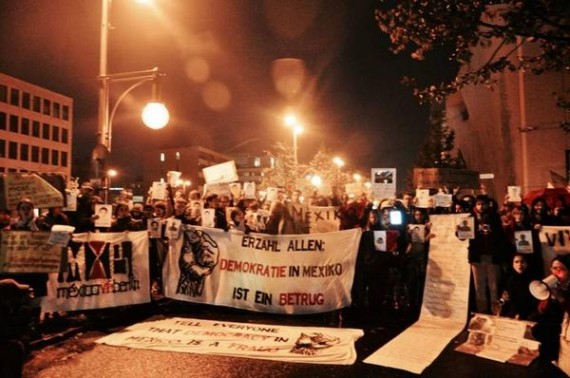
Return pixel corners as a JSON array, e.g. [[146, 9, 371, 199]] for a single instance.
[[0, 73, 73, 180], [447, 41, 569, 198], [142, 146, 232, 193]]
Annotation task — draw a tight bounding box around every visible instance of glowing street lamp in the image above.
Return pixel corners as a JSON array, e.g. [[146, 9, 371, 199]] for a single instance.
[[283, 113, 304, 190], [93, 0, 170, 179], [333, 157, 345, 188]]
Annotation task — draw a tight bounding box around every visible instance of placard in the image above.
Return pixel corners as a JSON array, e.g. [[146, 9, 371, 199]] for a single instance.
[[0, 231, 62, 273], [203, 161, 238, 184]]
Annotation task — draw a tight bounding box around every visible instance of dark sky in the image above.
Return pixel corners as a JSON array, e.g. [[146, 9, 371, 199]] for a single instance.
[[0, 0, 455, 186]]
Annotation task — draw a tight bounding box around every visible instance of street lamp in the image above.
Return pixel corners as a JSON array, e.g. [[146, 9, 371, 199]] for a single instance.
[[284, 113, 304, 190], [333, 156, 345, 189], [92, 0, 170, 180]]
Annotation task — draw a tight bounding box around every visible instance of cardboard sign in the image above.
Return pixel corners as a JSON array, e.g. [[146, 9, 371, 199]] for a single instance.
[[203, 161, 239, 184]]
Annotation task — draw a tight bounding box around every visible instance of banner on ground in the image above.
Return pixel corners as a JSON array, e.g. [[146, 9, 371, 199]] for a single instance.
[[41, 231, 150, 312], [0, 231, 63, 273], [96, 317, 363, 365], [455, 313, 539, 366], [364, 214, 471, 374], [163, 227, 362, 314], [539, 226, 570, 276]]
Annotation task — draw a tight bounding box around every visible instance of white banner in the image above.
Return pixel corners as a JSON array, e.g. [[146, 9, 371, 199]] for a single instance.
[[41, 231, 150, 312], [307, 206, 340, 233], [163, 227, 362, 314], [96, 317, 363, 365], [364, 214, 470, 374], [539, 226, 570, 276]]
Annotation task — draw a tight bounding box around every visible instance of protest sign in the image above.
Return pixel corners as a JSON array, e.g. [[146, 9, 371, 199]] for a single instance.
[[307, 206, 340, 233], [539, 226, 570, 276], [163, 227, 361, 314], [507, 186, 522, 202], [371, 168, 396, 199], [47, 225, 75, 247], [415, 189, 431, 208], [151, 181, 167, 200], [41, 231, 150, 312], [203, 161, 238, 184], [433, 193, 453, 208], [514, 230, 533, 253], [2, 173, 63, 209], [0, 231, 62, 273], [456, 216, 475, 240], [365, 214, 470, 374], [94, 204, 112, 228], [97, 317, 363, 365], [455, 313, 539, 366]]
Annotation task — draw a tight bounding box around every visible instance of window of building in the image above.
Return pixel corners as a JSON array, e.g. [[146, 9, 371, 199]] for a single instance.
[[33, 96, 41, 112], [32, 121, 40, 137], [21, 118, 30, 135], [20, 144, 29, 161], [31, 146, 39, 162], [0, 111, 5, 130], [62, 105, 69, 120], [9, 115, 18, 133], [51, 149, 59, 165], [53, 102, 60, 118], [10, 88, 20, 106], [41, 147, 49, 164], [8, 168, 17, 173], [0, 85, 7, 103], [61, 128, 68, 143], [9, 142, 17, 159], [22, 92, 31, 109], [254, 157, 261, 167], [42, 123, 50, 139], [43, 99, 51, 116], [61, 151, 68, 167], [52, 125, 60, 142], [0, 139, 5, 158]]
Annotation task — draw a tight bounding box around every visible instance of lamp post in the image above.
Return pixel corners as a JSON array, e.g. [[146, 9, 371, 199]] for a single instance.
[[92, 0, 170, 182], [333, 156, 345, 189], [284, 113, 303, 190]]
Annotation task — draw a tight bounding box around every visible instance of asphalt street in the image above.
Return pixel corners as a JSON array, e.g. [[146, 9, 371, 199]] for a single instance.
[[21, 301, 568, 378]]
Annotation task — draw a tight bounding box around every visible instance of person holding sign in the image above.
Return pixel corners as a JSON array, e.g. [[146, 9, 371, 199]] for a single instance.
[[504, 206, 543, 280], [468, 195, 509, 314]]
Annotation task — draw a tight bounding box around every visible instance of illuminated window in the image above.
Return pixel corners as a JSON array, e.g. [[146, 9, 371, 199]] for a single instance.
[[254, 157, 261, 167]]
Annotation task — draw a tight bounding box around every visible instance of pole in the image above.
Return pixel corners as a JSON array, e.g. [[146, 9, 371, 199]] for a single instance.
[[517, 37, 529, 193], [293, 131, 298, 190]]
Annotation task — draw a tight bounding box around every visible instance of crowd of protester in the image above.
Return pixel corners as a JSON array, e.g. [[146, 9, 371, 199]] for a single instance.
[[1, 182, 570, 376]]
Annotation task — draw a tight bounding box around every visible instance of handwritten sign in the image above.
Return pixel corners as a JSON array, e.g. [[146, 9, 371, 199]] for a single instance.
[[202, 161, 238, 184], [0, 231, 62, 273], [3, 173, 63, 209]]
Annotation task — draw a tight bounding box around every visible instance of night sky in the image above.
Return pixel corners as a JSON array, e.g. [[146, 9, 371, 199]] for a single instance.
[[0, 0, 456, 187]]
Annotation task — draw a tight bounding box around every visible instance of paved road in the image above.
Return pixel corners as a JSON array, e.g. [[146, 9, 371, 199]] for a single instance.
[[23, 301, 567, 378]]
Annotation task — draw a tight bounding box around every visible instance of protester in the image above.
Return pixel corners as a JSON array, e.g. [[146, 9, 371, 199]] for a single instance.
[[498, 253, 538, 320], [468, 195, 509, 314], [531, 254, 570, 364]]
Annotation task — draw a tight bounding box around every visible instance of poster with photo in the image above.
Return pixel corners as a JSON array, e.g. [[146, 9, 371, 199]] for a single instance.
[[266, 187, 279, 202], [244, 182, 256, 199], [201, 208, 216, 228], [415, 189, 432, 208], [373, 230, 387, 251], [152, 181, 167, 200], [433, 193, 453, 208], [456, 217, 475, 240], [166, 218, 182, 239], [408, 224, 426, 243], [371, 168, 396, 199], [507, 186, 522, 202], [94, 204, 112, 228], [148, 218, 162, 239], [514, 230, 533, 253]]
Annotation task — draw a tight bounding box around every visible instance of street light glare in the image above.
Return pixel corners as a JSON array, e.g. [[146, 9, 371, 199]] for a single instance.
[[284, 114, 297, 126], [136, 0, 154, 5], [294, 125, 304, 135], [142, 102, 170, 130], [107, 169, 118, 177], [333, 157, 345, 168]]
